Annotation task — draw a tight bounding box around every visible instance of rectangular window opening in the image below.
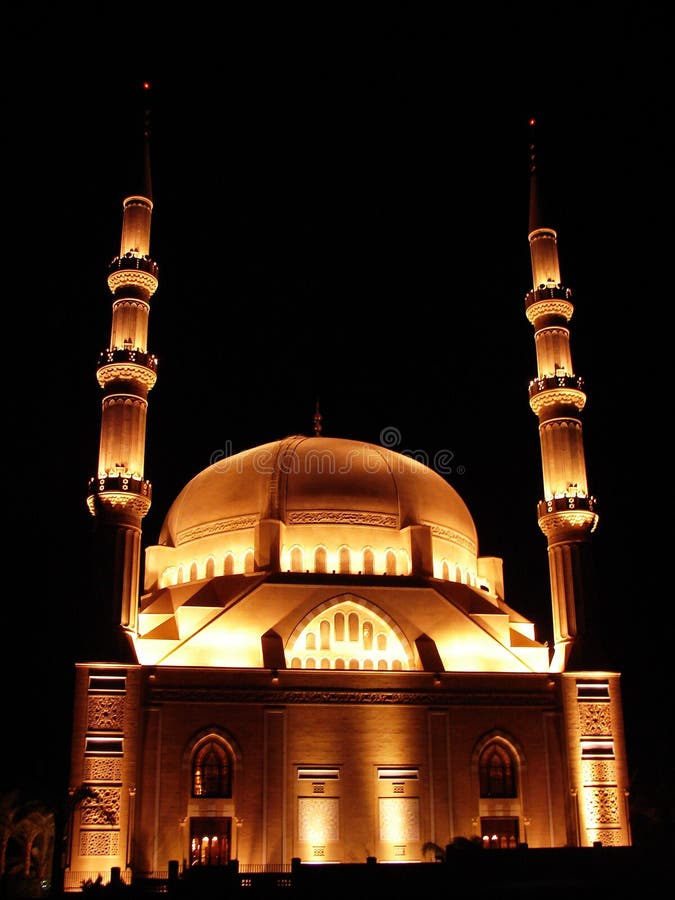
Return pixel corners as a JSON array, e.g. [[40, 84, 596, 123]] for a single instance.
[[85, 737, 124, 755], [581, 741, 614, 759], [377, 768, 419, 780], [297, 768, 340, 780], [88, 676, 127, 693], [576, 681, 610, 700]]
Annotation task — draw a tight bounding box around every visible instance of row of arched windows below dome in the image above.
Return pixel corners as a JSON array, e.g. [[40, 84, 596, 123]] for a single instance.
[[289, 657, 405, 670], [190, 737, 517, 800], [287, 546, 410, 575], [159, 548, 481, 588]]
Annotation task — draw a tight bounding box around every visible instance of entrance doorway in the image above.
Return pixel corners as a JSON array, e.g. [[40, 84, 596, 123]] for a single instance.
[[480, 816, 519, 849], [189, 817, 231, 866]]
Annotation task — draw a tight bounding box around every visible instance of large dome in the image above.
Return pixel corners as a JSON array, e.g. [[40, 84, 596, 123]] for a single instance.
[[158, 435, 477, 549]]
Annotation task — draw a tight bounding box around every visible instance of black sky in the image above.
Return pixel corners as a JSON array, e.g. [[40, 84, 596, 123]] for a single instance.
[[3, 5, 672, 843]]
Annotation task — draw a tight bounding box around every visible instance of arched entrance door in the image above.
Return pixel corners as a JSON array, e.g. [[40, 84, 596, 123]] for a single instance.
[[190, 817, 231, 866]]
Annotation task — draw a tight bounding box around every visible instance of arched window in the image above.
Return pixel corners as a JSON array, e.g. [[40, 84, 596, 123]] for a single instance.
[[224, 554, 234, 575], [363, 548, 375, 575], [305, 632, 316, 650], [385, 550, 396, 575], [290, 546, 303, 572], [348, 612, 359, 641], [192, 740, 232, 798], [479, 742, 517, 798], [190, 562, 199, 582], [442, 561, 450, 581], [398, 551, 410, 575], [362, 620, 373, 650], [177, 566, 184, 584], [244, 550, 254, 574], [205, 557, 215, 578], [339, 546, 351, 574], [314, 546, 327, 573], [334, 612, 345, 641], [320, 620, 330, 650]]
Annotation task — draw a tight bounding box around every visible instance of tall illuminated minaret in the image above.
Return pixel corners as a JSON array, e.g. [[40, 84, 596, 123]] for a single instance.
[[525, 119, 598, 673], [86, 83, 158, 660]]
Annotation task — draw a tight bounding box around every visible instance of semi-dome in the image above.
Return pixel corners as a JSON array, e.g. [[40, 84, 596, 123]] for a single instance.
[[143, 434, 481, 591], [158, 434, 477, 549]]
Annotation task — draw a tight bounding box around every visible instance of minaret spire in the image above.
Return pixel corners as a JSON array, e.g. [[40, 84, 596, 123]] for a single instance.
[[86, 84, 159, 661], [142, 81, 153, 202], [525, 117, 598, 673]]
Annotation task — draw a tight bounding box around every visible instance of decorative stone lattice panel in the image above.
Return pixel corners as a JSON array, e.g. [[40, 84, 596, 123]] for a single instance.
[[81, 789, 121, 825], [379, 797, 420, 842], [84, 757, 123, 782], [298, 797, 339, 843], [87, 695, 124, 731], [588, 828, 623, 847], [79, 831, 120, 856], [578, 702, 611, 736], [581, 758, 616, 786], [583, 787, 619, 826]]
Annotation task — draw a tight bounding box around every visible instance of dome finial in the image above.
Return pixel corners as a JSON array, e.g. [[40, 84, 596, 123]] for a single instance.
[[313, 398, 323, 436]]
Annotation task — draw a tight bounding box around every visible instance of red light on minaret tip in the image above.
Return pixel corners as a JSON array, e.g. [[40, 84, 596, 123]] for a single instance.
[[529, 118, 536, 126], [143, 82, 151, 90]]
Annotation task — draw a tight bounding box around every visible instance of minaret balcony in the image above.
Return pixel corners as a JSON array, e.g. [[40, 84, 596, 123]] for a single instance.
[[538, 494, 597, 516], [96, 348, 158, 389], [87, 474, 152, 517], [536, 494, 599, 537], [107, 255, 159, 296], [528, 374, 586, 414], [525, 287, 574, 324]]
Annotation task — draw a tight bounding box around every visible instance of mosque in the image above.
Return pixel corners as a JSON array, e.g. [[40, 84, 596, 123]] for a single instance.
[[63, 110, 632, 889]]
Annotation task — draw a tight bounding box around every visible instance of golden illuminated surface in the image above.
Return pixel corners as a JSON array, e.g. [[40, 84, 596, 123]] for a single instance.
[[134, 436, 550, 671]]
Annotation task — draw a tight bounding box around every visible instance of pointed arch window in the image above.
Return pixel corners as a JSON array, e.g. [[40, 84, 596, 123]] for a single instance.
[[290, 546, 303, 572], [479, 742, 517, 798], [205, 557, 215, 578], [192, 740, 232, 798], [244, 550, 254, 574], [314, 547, 327, 574], [363, 548, 375, 575], [224, 554, 234, 575], [190, 562, 199, 582], [385, 550, 396, 575], [339, 546, 351, 574]]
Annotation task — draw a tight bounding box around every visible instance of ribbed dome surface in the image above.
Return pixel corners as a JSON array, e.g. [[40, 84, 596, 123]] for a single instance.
[[158, 435, 477, 548]]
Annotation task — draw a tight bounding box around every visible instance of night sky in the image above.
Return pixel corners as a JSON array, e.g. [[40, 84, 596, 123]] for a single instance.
[[3, 6, 671, 846]]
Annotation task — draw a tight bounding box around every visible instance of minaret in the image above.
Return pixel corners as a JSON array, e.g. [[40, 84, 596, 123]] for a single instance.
[[86, 83, 158, 661], [525, 118, 598, 673]]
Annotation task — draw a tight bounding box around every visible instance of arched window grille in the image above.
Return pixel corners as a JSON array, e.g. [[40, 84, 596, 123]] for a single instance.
[[192, 740, 232, 798], [479, 742, 517, 798]]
